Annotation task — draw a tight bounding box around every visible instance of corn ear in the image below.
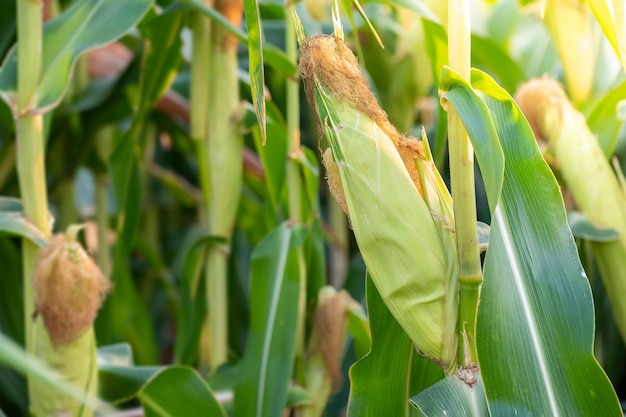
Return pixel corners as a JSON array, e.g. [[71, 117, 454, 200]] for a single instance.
[[30, 228, 108, 416], [300, 35, 458, 371], [31, 326, 99, 416], [303, 287, 359, 417], [543, 0, 594, 104], [516, 76, 626, 342]]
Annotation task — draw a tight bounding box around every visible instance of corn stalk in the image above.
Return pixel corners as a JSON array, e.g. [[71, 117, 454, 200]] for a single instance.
[[15, 0, 50, 408], [447, 0, 481, 366], [191, 0, 244, 371]]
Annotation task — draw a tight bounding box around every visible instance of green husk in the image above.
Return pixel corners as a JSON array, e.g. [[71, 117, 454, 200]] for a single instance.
[[30, 229, 108, 416], [31, 327, 99, 416], [300, 35, 458, 372]]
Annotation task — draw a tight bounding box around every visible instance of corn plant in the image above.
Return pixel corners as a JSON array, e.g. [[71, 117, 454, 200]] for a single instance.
[[0, 0, 625, 416]]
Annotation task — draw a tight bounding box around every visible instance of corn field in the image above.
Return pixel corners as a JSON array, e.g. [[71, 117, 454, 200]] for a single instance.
[[1, 0, 626, 416]]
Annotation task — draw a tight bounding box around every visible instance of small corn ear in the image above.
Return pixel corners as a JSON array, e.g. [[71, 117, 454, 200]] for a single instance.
[[543, 0, 594, 104], [300, 35, 458, 371]]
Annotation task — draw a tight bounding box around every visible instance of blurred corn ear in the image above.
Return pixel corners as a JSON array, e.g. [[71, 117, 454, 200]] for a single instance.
[[543, 0, 595, 104], [299, 35, 459, 373], [516, 76, 626, 342], [303, 286, 361, 417]]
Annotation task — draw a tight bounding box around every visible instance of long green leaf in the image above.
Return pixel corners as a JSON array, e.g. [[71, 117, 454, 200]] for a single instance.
[[234, 222, 304, 417], [348, 276, 443, 417], [138, 367, 226, 417], [0, 0, 152, 112], [243, 0, 266, 145], [137, 8, 184, 113], [440, 67, 621, 415], [411, 374, 488, 417], [250, 101, 288, 218]]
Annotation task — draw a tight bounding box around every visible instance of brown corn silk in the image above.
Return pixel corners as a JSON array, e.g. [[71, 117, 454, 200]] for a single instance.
[[32, 233, 111, 345], [300, 34, 425, 206]]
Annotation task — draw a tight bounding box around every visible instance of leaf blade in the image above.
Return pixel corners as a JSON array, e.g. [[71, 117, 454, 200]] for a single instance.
[[440, 67, 622, 416], [234, 222, 303, 417], [0, 0, 152, 111]]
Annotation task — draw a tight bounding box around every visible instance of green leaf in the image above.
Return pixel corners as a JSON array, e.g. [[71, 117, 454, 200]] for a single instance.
[[587, 80, 626, 157], [234, 222, 304, 417], [98, 343, 135, 366], [138, 367, 226, 417], [243, 0, 266, 145], [348, 276, 443, 417], [100, 358, 226, 415], [586, 0, 626, 73], [568, 211, 620, 242], [346, 305, 371, 360], [0, 0, 152, 112], [174, 235, 226, 365], [410, 374, 488, 416], [251, 101, 287, 218], [0, 197, 47, 246], [471, 35, 524, 93], [440, 67, 622, 415], [137, 8, 185, 115], [99, 365, 162, 404]]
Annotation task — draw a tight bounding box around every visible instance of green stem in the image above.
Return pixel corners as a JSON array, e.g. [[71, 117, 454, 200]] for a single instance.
[[190, 8, 213, 372], [17, 0, 41, 110], [285, 7, 307, 388], [286, 6, 302, 222], [95, 174, 111, 276], [192, 2, 243, 372], [447, 0, 482, 367], [16, 0, 47, 401], [94, 125, 114, 276]]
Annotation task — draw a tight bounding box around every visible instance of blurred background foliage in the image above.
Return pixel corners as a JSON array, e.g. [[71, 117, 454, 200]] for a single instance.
[[0, 0, 625, 415]]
